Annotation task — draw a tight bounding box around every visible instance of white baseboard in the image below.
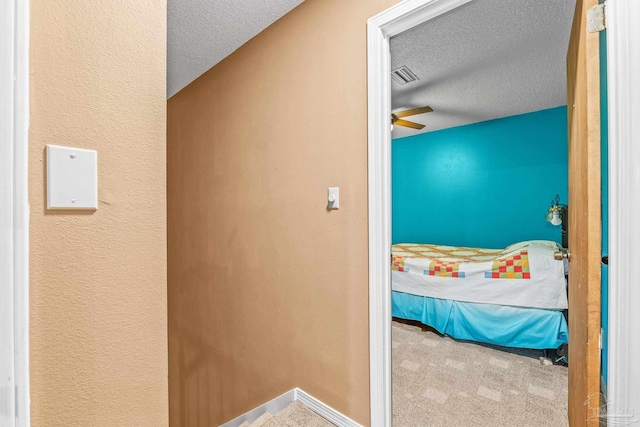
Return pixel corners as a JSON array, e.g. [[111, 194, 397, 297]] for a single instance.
[[219, 389, 296, 427], [218, 388, 362, 427], [294, 388, 362, 427]]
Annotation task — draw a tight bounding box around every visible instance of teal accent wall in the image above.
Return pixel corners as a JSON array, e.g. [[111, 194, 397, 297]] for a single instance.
[[600, 29, 609, 386], [392, 106, 568, 248]]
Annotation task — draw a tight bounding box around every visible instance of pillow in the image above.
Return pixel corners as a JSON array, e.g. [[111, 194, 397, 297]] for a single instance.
[[505, 240, 562, 252]]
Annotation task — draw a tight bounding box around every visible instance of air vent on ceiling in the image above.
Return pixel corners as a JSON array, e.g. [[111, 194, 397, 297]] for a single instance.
[[391, 66, 419, 85]]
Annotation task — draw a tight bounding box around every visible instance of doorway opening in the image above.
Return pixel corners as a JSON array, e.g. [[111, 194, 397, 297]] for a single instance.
[[367, 0, 610, 425], [388, 0, 574, 424]]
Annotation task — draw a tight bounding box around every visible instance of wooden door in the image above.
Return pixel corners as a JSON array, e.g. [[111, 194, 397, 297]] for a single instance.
[[566, 0, 602, 425]]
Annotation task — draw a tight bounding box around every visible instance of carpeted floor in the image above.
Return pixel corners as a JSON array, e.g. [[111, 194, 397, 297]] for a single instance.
[[392, 320, 569, 427]]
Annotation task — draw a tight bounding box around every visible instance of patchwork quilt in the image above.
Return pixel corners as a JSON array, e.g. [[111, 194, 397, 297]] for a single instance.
[[391, 240, 568, 310]]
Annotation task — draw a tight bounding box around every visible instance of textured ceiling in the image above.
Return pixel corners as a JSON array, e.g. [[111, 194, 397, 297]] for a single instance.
[[390, 0, 576, 137], [167, 0, 304, 98]]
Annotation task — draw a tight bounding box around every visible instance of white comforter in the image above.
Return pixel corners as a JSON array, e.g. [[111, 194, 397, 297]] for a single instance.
[[391, 240, 568, 310]]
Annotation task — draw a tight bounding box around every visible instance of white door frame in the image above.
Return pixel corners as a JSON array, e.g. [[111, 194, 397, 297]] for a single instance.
[[367, 1, 473, 425], [0, 0, 30, 426], [367, 0, 640, 425], [605, 0, 640, 422]]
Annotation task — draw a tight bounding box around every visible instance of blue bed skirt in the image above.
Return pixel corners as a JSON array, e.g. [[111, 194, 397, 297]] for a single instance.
[[392, 291, 568, 350]]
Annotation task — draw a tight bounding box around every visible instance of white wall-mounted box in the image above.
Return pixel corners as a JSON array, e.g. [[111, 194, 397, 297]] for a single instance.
[[46, 145, 98, 210]]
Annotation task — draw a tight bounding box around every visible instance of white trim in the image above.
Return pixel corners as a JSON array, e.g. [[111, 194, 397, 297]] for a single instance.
[[367, 15, 392, 427], [367, 1, 473, 426], [217, 388, 362, 427], [218, 389, 296, 427], [295, 388, 362, 427], [14, 0, 29, 425], [606, 0, 640, 421], [0, 0, 29, 425], [0, 0, 17, 421]]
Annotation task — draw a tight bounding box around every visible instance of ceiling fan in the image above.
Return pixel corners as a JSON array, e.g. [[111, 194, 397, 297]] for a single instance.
[[391, 106, 433, 130]]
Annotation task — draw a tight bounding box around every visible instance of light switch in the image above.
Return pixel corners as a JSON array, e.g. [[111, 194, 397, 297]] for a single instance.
[[46, 145, 98, 210], [328, 187, 339, 210]]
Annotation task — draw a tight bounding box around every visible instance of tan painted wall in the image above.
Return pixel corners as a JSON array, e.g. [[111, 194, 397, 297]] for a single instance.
[[167, 0, 397, 425], [29, 1, 167, 426]]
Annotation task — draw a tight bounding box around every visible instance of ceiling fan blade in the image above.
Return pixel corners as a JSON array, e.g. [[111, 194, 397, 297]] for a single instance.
[[394, 106, 433, 118], [394, 119, 425, 130]]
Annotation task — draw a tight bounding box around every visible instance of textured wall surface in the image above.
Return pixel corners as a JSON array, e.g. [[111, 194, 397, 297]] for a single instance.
[[167, 0, 396, 425], [29, 1, 168, 426], [392, 107, 568, 248]]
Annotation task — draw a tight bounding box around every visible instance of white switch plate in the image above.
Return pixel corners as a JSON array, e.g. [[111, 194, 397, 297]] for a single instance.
[[328, 187, 339, 210], [46, 145, 98, 210]]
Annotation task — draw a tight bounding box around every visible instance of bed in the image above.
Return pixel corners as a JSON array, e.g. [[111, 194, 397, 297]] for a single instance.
[[391, 240, 569, 350]]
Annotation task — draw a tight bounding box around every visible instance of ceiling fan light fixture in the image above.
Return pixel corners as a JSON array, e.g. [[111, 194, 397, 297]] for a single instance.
[[390, 106, 432, 131]]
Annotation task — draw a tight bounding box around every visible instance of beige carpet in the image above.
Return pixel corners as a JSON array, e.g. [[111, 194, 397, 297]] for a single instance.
[[240, 401, 336, 427], [392, 320, 569, 427]]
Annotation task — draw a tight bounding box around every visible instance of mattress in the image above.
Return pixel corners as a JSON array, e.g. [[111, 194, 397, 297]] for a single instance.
[[392, 240, 568, 310]]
